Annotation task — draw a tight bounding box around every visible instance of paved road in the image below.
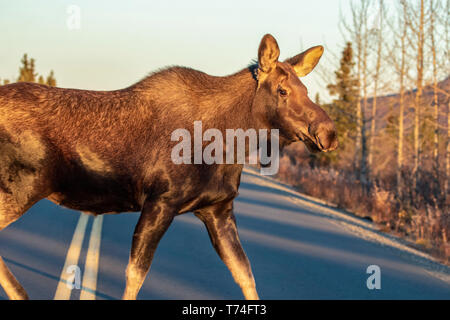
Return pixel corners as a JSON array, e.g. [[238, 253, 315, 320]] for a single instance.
[[1, 168, 449, 300]]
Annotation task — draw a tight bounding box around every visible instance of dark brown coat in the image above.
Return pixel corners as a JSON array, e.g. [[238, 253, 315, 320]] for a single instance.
[[0, 34, 337, 300]]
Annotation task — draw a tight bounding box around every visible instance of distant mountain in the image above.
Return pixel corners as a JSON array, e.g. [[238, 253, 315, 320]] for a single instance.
[[365, 76, 449, 131]]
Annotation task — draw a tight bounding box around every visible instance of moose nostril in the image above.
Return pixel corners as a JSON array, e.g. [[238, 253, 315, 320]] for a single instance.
[[327, 130, 338, 150], [316, 125, 338, 151], [317, 131, 330, 150]]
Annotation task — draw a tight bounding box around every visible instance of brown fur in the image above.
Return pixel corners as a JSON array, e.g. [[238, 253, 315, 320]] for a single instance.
[[0, 34, 337, 299]]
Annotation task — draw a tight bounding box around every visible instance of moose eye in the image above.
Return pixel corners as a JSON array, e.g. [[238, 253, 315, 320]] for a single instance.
[[277, 86, 287, 97]]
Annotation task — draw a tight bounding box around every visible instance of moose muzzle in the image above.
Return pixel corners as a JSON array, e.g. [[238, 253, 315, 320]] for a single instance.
[[310, 120, 338, 152]]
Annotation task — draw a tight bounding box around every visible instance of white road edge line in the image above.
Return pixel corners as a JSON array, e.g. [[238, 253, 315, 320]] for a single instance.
[[80, 215, 103, 300], [54, 213, 89, 300]]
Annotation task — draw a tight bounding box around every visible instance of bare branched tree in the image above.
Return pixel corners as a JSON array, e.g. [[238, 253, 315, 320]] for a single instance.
[[341, 0, 371, 185], [368, 0, 385, 173]]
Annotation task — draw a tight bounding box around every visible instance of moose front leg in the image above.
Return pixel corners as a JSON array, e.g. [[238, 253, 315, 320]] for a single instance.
[[195, 200, 259, 300], [122, 200, 175, 300]]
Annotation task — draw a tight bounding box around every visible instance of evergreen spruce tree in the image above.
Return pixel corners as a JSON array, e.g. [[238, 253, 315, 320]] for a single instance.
[[17, 54, 37, 82], [46, 70, 56, 86], [14, 54, 56, 86], [322, 42, 359, 164], [38, 75, 45, 85], [2, 54, 56, 86]]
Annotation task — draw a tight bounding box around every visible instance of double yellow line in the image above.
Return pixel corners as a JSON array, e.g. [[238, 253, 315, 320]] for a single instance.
[[54, 213, 103, 300]]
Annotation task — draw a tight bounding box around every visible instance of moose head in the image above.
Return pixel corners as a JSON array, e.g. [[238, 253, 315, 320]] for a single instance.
[[253, 34, 338, 153]]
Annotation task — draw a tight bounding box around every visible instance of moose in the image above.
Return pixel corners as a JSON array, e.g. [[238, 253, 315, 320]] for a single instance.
[[0, 34, 337, 300]]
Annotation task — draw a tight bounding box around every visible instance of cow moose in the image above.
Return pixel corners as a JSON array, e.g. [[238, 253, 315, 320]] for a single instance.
[[0, 34, 337, 300]]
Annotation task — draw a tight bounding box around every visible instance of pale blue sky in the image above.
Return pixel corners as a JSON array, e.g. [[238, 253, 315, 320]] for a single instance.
[[0, 0, 351, 100]]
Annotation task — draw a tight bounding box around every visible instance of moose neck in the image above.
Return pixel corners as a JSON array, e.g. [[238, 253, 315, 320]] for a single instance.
[[205, 66, 260, 132], [131, 65, 261, 133]]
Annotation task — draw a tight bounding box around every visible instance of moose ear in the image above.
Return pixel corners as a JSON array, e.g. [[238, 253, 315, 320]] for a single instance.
[[285, 45, 324, 77], [258, 34, 280, 73]]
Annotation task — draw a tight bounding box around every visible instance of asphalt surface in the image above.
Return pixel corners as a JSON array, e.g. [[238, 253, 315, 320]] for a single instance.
[[1, 168, 449, 300]]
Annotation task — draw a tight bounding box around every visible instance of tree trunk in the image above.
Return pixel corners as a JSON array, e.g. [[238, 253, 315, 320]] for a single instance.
[[396, 4, 408, 200], [429, 0, 440, 200], [412, 0, 424, 196], [368, 1, 384, 174], [445, 0, 450, 209]]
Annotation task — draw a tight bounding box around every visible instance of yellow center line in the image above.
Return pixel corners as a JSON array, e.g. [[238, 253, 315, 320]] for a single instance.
[[80, 215, 103, 300], [54, 213, 89, 300]]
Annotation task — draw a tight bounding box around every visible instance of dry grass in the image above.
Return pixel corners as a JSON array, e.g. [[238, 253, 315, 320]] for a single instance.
[[277, 154, 450, 264]]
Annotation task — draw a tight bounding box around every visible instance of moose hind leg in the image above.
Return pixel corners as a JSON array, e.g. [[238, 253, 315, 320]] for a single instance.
[[0, 257, 28, 300], [0, 197, 30, 300], [0, 128, 51, 299], [0, 189, 48, 300], [0, 183, 49, 300]]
